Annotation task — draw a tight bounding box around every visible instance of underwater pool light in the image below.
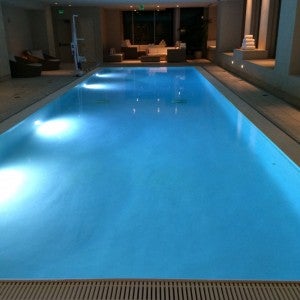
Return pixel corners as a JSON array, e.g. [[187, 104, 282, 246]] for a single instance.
[[82, 83, 106, 90], [34, 120, 42, 126], [35, 118, 76, 138], [0, 168, 25, 204], [82, 82, 123, 91], [95, 73, 125, 79]]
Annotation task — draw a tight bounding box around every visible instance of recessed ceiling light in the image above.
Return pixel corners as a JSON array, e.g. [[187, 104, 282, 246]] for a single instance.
[[68, 4, 71, 6]]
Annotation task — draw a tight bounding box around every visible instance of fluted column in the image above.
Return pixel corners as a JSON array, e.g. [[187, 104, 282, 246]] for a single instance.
[[258, 0, 270, 49], [244, 0, 253, 35]]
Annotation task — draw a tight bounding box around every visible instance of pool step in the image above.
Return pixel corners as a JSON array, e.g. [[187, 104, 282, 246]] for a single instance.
[[0, 279, 299, 300]]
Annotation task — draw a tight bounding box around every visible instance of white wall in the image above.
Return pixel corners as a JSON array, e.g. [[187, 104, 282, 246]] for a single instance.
[[216, 0, 245, 53], [274, 0, 297, 77], [2, 4, 33, 56], [2, 3, 56, 58], [102, 9, 123, 54], [45, 6, 56, 56], [28, 10, 49, 51], [286, 0, 300, 75], [0, 2, 10, 80], [207, 5, 217, 41], [2, 6, 32, 55]]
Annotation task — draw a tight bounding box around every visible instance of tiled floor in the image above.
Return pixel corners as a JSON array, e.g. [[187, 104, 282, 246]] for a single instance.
[[0, 64, 76, 123], [0, 60, 299, 164]]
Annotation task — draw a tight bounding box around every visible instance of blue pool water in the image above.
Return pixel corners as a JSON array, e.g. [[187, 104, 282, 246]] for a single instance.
[[0, 67, 300, 280]]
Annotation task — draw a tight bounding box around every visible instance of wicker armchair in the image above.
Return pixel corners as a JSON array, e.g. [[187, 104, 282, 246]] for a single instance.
[[23, 50, 60, 71], [9, 56, 42, 78]]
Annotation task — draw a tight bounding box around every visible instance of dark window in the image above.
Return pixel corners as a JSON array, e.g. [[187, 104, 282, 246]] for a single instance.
[[123, 9, 173, 45], [179, 8, 207, 56]]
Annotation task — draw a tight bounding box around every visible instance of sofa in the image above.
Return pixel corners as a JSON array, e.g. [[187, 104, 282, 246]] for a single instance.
[[120, 39, 180, 61], [121, 46, 138, 59], [167, 48, 186, 62], [148, 46, 177, 60]]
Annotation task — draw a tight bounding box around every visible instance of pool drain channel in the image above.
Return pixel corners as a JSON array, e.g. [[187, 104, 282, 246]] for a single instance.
[[0, 280, 300, 300]]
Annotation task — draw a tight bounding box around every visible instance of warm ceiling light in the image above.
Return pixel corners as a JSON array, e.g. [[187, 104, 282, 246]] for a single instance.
[[130, 5, 133, 8], [157, 5, 160, 8]]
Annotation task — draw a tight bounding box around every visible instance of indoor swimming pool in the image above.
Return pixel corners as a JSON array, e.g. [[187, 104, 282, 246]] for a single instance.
[[0, 67, 300, 280]]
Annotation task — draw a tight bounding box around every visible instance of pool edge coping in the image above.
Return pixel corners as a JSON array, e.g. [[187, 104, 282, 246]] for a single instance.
[[195, 66, 300, 167]]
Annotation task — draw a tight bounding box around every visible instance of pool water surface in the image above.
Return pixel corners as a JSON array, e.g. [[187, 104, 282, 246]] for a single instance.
[[0, 67, 300, 280]]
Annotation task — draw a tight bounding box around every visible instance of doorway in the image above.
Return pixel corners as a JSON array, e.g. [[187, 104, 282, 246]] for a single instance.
[[55, 19, 73, 62]]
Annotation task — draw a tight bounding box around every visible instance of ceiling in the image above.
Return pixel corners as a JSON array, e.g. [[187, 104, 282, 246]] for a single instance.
[[3, 0, 219, 10]]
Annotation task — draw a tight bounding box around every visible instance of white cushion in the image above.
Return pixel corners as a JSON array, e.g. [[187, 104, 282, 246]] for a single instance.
[[121, 39, 131, 47], [159, 39, 166, 46], [30, 50, 44, 59]]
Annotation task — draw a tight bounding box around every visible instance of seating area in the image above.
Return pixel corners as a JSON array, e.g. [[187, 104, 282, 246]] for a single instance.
[[118, 39, 187, 63], [22, 50, 61, 70]]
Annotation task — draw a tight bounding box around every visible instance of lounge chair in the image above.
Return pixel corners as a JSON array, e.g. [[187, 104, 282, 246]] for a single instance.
[[23, 50, 61, 70], [9, 56, 42, 78]]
